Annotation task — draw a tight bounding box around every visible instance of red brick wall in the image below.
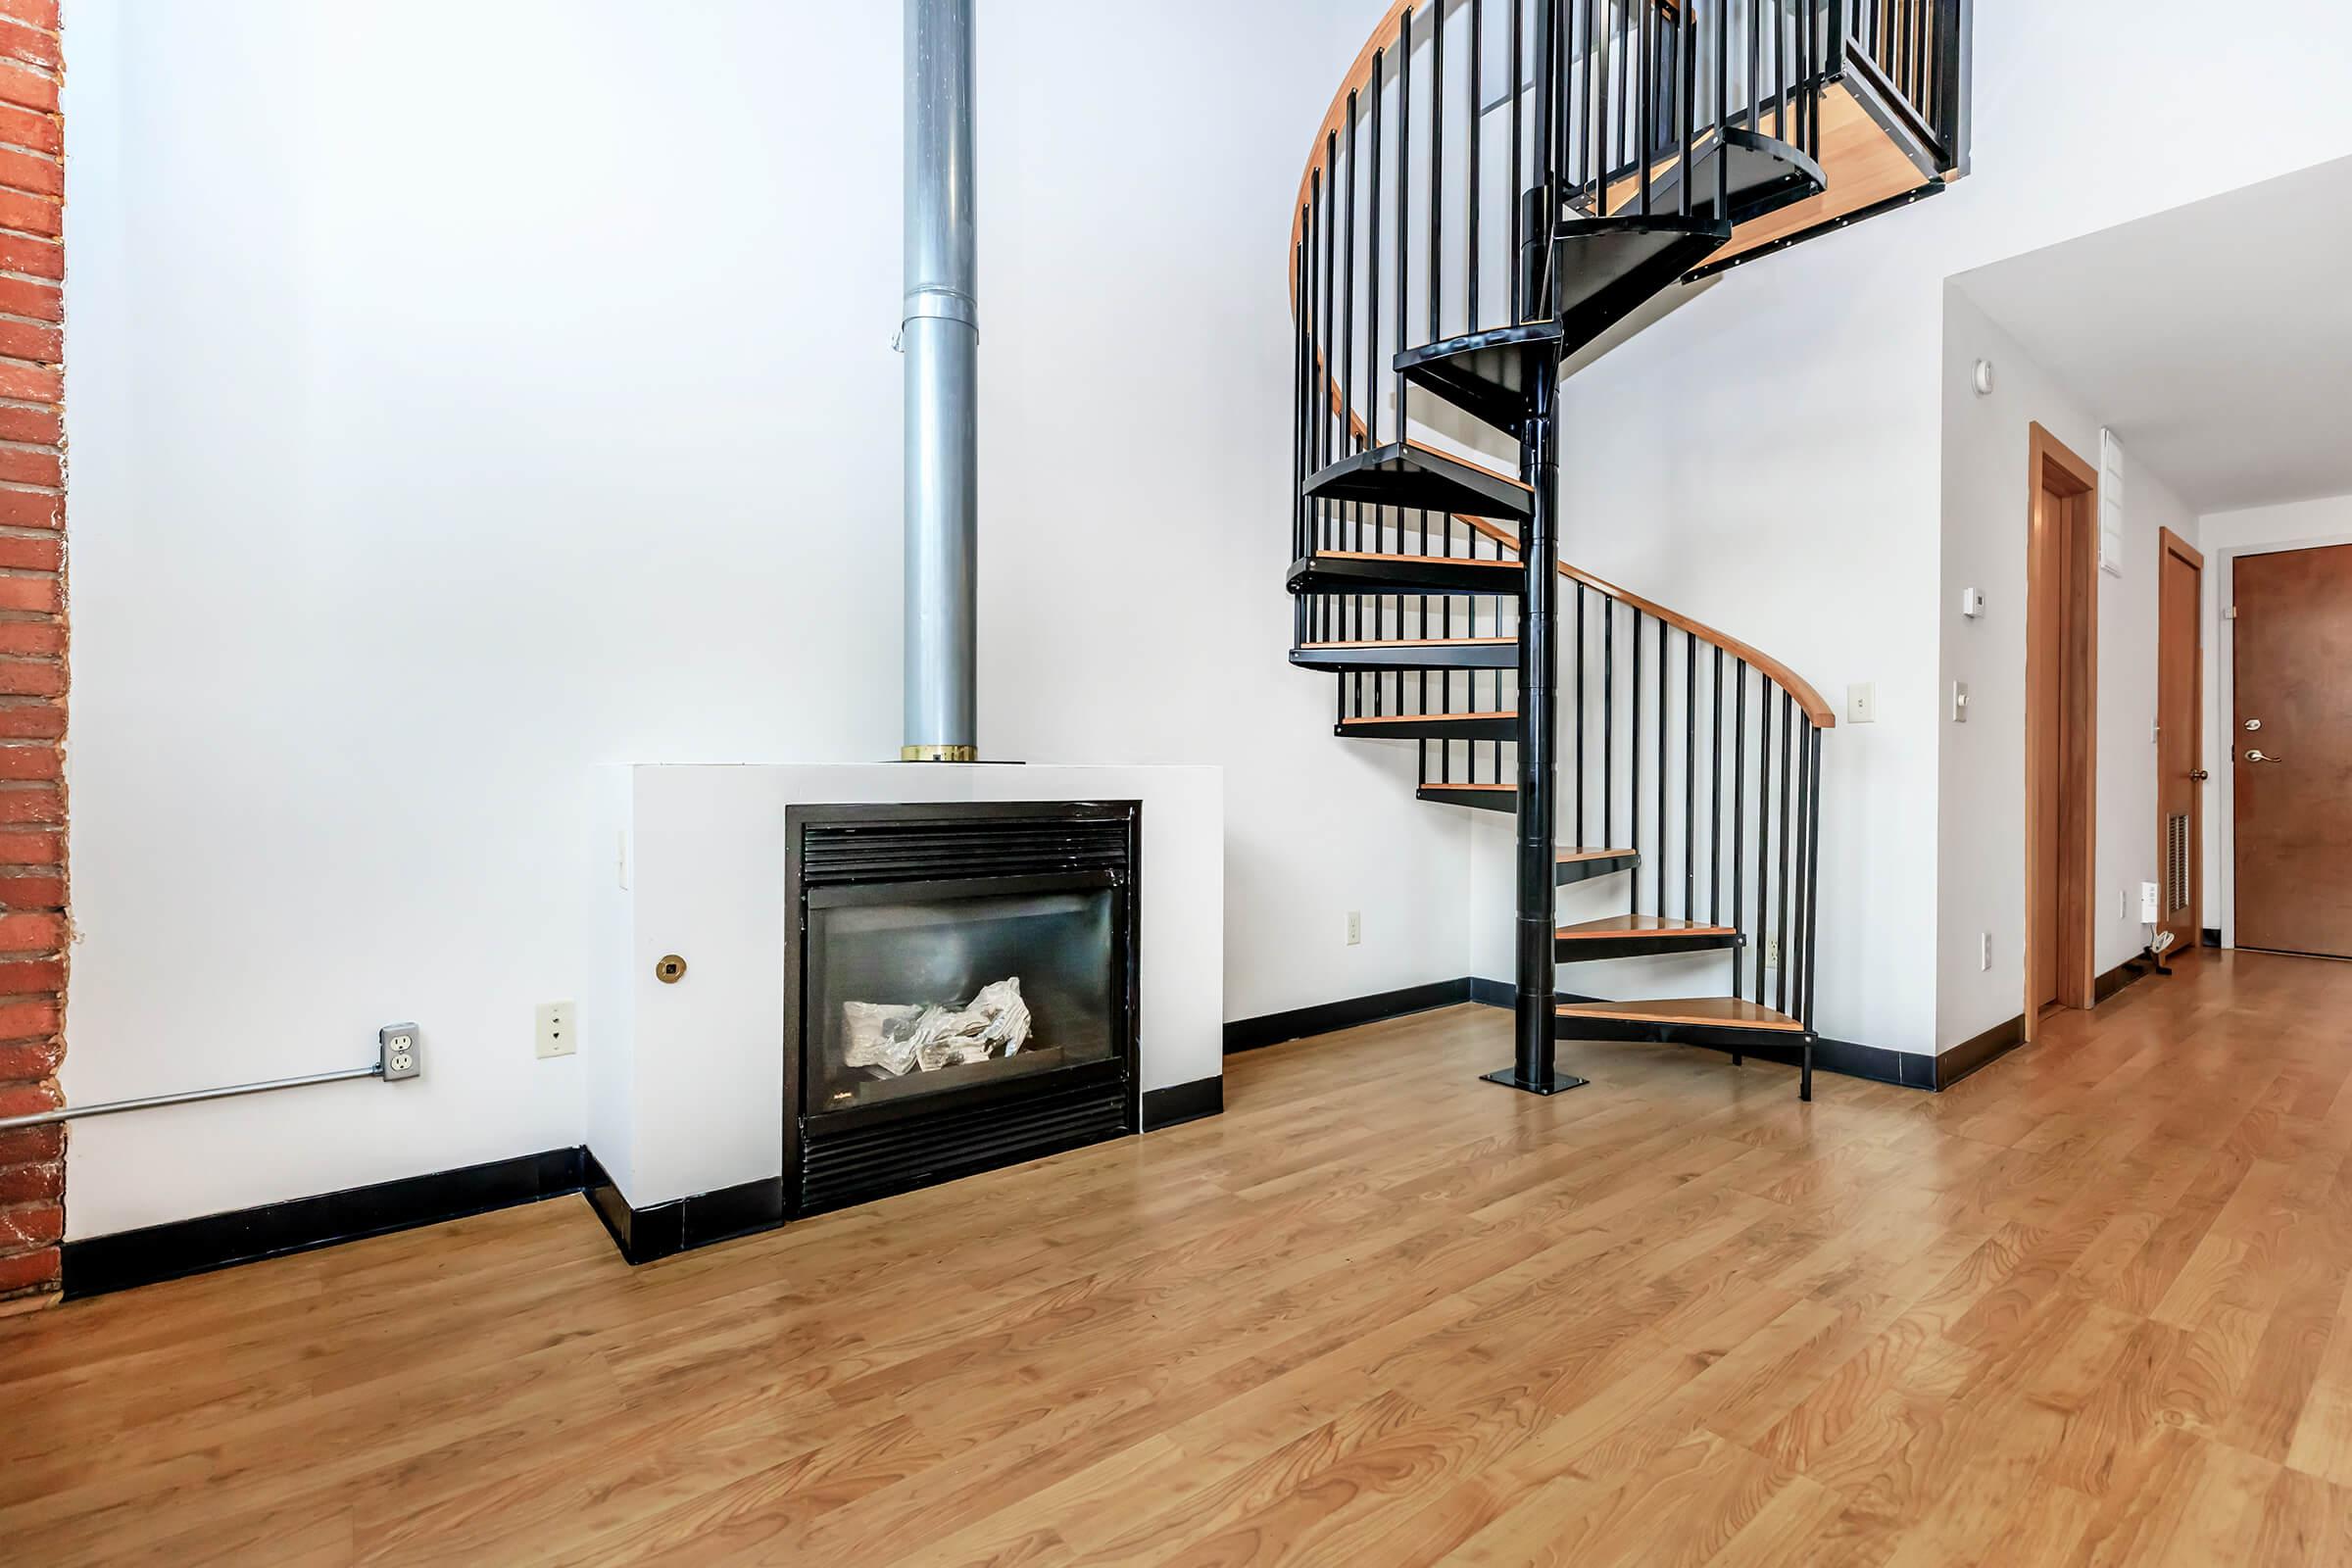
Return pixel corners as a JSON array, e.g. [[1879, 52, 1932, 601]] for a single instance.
[[0, 0, 62, 1311]]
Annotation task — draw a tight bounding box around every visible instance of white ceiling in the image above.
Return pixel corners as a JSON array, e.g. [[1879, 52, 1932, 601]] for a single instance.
[[1951, 155, 2352, 514]]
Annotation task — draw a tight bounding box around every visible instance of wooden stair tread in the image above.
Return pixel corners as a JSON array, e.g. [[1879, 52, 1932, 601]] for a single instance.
[[1314, 550, 1519, 568], [1297, 636, 1513, 650], [1557, 847, 1636, 862], [1342, 710, 1517, 726], [1554, 913, 1738, 940], [1555, 997, 1804, 1032]]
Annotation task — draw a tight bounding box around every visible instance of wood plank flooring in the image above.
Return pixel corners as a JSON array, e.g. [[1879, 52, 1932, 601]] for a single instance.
[[7, 950, 2352, 1564]]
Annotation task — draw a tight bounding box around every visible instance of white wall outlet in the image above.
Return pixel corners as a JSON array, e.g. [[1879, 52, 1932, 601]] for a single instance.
[[1979, 931, 1991, 972], [1345, 910, 1361, 947], [2139, 883, 2161, 923], [379, 1021, 419, 1081], [1846, 682, 1877, 724], [1765, 936, 1782, 967], [536, 1001, 576, 1059]]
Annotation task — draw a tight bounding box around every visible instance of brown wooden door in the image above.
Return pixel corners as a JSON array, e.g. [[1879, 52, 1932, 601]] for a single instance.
[[2025, 425, 2097, 1031], [2234, 543, 2352, 958], [2156, 529, 2203, 955]]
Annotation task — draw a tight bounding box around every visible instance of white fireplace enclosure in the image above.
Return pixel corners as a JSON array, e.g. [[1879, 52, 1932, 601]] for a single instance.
[[584, 763, 1223, 1209]]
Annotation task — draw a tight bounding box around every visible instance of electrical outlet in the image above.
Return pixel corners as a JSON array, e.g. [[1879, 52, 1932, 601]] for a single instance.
[[2140, 882, 2161, 923], [1979, 931, 1991, 972], [1765, 936, 1782, 967], [379, 1021, 419, 1082], [1346, 910, 1361, 947], [536, 1001, 576, 1059]]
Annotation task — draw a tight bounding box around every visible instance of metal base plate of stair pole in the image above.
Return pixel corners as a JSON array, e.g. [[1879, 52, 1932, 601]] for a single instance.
[[1479, 1066, 1590, 1095]]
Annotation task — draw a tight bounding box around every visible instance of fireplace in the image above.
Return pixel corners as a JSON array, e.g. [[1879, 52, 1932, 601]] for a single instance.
[[784, 801, 1140, 1214]]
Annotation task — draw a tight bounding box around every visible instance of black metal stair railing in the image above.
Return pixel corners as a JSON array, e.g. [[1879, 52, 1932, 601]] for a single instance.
[[1285, 0, 1963, 1097]]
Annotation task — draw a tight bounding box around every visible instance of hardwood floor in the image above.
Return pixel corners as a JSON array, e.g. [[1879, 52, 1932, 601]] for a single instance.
[[8, 951, 2352, 1564]]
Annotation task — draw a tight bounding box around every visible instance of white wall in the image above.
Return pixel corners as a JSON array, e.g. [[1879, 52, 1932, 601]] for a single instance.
[[1935, 291, 2200, 1048], [1466, 1, 2352, 1055], [2195, 492, 2352, 944], [60, 0, 1466, 1238]]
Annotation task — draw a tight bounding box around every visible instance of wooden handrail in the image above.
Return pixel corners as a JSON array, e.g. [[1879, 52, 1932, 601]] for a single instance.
[[1289, 0, 1836, 732], [1457, 514, 1838, 728]]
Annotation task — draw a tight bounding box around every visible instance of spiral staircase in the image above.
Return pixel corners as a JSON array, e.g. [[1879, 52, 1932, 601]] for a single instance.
[[1288, 0, 1968, 1099]]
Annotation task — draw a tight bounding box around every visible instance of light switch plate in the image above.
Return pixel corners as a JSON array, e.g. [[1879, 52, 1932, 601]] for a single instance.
[[1846, 682, 1877, 725], [1952, 681, 1971, 723]]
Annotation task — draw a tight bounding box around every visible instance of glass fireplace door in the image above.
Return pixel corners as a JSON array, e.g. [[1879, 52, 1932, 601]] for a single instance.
[[802, 875, 1119, 1115]]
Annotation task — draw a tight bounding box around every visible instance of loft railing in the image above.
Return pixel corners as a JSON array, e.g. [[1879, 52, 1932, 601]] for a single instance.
[[1844, 0, 1967, 172]]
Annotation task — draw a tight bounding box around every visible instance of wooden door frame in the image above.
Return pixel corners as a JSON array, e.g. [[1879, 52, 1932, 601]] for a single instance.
[[2025, 422, 2098, 1038], [2157, 525, 2204, 960]]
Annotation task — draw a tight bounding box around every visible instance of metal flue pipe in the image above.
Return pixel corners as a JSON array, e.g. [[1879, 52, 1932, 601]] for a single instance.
[[901, 0, 979, 762]]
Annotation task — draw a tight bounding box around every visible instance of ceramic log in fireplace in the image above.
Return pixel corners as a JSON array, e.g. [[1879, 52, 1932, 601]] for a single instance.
[[784, 801, 1140, 1214]]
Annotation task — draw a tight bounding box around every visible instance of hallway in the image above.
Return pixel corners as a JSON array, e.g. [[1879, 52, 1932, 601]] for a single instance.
[[5, 952, 2350, 1564]]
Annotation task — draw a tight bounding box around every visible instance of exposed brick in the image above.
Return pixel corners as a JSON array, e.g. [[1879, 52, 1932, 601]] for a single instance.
[[0, 19, 55, 71], [0, 1158, 57, 1205], [0, 700, 62, 738], [0, 733, 55, 770], [0, 141, 53, 199], [0, 486, 55, 529], [0, 1200, 59, 1250], [0, 1243, 57, 1294], [0, 447, 57, 487], [0, 569, 56, 610], [0, 181, 55, 237], [0, 364, 55, 406], [0, 63, 55, 116], [0, 3, 57, 37], [0, 408, 57, 448], [0, 785, 61, 824], [0, 908, 56, 948], [0, 1032, 54, 1075], [0, 1071, 56, 1107], [0, 656, 63, 695], [0, 872, 61, 907], [0, 954, 58, 991], [0, 828, 58, 866], [0, 1120, 54, 1165], [0, 693, 57, 732], [0, 620, 61, 667], [0, 226, 58, 280], [0, 271, 57, 319], [0, 532, 55, 570], [0, 316, 57, 364]]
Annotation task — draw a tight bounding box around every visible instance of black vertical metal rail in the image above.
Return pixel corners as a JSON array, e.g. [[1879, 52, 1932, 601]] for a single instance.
[[1491, 0, 1576, 1097]]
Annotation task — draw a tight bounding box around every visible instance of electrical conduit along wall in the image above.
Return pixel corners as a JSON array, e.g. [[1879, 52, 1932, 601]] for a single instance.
[[0, 0, 64, 1309]]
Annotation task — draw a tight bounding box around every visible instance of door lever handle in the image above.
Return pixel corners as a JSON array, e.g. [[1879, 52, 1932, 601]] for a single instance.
[[2244, 750, 2280, 764], [2190, 768, 2210, 781]]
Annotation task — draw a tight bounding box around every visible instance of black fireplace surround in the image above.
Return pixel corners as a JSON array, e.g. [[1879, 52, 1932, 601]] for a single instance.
[[784, 801, 1141, 1215]]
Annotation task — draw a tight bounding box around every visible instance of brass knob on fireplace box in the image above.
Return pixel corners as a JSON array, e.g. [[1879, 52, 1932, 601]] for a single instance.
[[656, 955, 688, 984]]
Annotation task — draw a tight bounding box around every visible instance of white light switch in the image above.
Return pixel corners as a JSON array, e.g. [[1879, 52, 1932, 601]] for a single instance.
[[1952, 681, 1970, 723], [1846, 683, 1877, 725]]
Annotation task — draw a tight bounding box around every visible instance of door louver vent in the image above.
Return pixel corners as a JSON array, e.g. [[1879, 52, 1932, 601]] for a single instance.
[[2167, 812, 2189, 916]]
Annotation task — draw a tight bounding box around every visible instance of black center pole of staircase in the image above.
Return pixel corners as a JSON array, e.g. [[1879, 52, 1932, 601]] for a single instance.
[[1486, 368, 1586, 1098]]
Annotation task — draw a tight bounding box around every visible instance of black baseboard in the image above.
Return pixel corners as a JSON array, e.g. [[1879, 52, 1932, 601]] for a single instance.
[[1936, 1012, 2024, 1091], [1142, 1075, 1223, 1131], [1223, 977, 1475, 1053], [61, 1147, 587, 1300], [2202, 927, 2222, 949], [582, 1152, 785, 1266], [2097, 952, 2161, 1004]]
